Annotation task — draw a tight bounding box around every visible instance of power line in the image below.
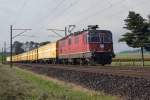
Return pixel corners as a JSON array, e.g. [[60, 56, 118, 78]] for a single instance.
[[102, 0, 150, 18], [12, 0, 29, 26], [59, 0, 112, 22], [73, 0, 125, 25], [74, 0, 150, 25], [47, 0, 79, 26], [40, 0, 66, 21], [35, 0, 79, 38], [47, 28, 65, 38], [40, 0, 112, 27], [33, 0, 67, 29]]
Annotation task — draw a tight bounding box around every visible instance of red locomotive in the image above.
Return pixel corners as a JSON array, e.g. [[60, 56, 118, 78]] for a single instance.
[[57, 25, 115, 65]]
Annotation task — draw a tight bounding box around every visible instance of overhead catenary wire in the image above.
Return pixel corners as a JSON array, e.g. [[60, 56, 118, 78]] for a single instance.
[[11, 0, 120, 38], [47, 0, 79, 26], [29, 0, 69, 40], [75, 0, 150, 25], [35, 0, 80, 40], [42, 0, 150, 40], [9, 0, 65, 43], [39, 0, 66, 22], [40, 0, 113, 32], [12, 0, 29, 26], [100, 0, 150, 19], [47, 0, 109, 25], [53, 0, 79, 18], [73, 0, 126, 25], [7, 0, 150, 44], [34, 0, 68, 29], [38, 0, 79, 35]]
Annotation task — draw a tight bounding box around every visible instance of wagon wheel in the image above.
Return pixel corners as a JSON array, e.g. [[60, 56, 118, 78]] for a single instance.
[[89, 58, 96, 66], [102, 64, 105, 66]]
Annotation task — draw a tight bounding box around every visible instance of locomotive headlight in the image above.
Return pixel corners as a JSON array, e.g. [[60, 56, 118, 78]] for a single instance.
[[100, 44, 104, 48], [108, 49, 111, 51]]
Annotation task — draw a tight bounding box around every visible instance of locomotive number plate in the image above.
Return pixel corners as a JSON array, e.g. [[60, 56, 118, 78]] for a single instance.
[[100, 44, 104, 48]]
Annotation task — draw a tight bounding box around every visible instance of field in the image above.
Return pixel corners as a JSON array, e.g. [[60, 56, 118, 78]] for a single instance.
[[0, 55, 2, 62], [0, 64, 119, 100], [112, 52, 150, 67], [115, 52, 150, 58], [0, 54, 6, 63]]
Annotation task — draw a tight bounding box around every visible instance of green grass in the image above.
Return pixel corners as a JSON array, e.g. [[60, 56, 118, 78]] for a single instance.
[[0, 64, 39, 100], [116, 52, 150, 58], [0, 55, 2, 62], [0, 54, 6, 63], [0, 64, 120, 100]]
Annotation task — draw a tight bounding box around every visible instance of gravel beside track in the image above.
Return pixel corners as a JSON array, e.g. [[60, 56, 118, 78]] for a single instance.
[[15, 64, 150, 100]]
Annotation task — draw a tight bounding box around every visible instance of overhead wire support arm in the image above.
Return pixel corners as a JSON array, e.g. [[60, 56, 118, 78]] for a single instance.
[[12, 29, 32, 39], [47, 29, 65, 32], [47, 28, 65, 38], [12, 30, 27, 39], [47, 25, 76, 37], [51, 30, 63, 38], [12, 29, 32, 30]]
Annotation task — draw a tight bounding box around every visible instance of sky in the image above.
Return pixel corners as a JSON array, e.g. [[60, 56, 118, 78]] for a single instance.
[[0, 0, 150, 53]]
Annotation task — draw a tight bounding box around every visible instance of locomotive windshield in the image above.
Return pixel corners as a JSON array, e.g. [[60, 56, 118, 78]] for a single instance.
[[88, 33, 100, 42], [88, 30, 112, 43], [103, 32, 112, 43]]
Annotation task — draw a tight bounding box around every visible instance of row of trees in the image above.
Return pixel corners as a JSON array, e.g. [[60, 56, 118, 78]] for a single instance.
[[119, 11, 150, 66], [12, 41, 50, 55]]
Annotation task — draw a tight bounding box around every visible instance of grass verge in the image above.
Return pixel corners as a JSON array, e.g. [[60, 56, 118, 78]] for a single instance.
[[0, 64, 39, 100]]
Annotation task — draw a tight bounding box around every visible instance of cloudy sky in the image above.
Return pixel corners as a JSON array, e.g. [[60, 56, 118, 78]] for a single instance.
[[0, 0, 150, 52]]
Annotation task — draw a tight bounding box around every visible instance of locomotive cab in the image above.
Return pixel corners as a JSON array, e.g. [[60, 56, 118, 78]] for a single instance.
[[87, 29, 115, 65], [88, 30, 113, 52]]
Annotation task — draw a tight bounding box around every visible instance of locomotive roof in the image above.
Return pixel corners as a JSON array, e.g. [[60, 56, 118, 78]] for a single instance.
[[58, 29, 111, 41]]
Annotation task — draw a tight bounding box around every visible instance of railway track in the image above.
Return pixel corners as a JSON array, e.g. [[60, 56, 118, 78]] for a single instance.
[[16, 63, 150, 80], [15, 63, 150, 100]]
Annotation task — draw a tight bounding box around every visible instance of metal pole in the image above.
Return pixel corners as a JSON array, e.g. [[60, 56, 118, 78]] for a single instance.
[[10, 25, 13, 68], [2, 48, 4, 64], [65, 27, 67, 36], [36, 46, 38, 63], [141, 47, 144, 67], [4, 42, 6, 64], [9, 26, 32, 67]]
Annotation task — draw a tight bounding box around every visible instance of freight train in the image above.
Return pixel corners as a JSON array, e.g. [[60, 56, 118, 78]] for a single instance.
[[7, 25, 115, 65]]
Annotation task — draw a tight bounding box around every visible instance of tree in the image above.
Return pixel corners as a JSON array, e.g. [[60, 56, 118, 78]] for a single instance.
[[12, 41, 24, 55], [39, 41, 50, 46], [119, 11, 150, 66], [144, 15, 150, 51], [28, 41, 39, 50], [22, 41, 39, 51]]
